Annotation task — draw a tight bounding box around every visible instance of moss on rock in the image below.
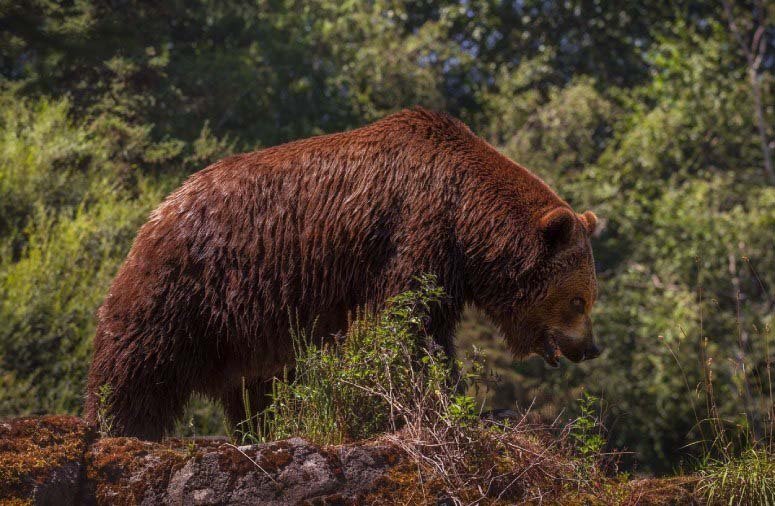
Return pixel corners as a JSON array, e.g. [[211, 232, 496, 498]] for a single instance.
[[0, 415, 94, 505]]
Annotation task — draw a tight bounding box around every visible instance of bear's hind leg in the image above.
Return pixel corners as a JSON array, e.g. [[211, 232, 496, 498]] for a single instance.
[[86, 330, 194, 440]]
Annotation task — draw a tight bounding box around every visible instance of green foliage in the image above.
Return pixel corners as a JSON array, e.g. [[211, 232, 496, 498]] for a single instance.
[[236, 281, 610, 503], [0, 97, 167, 415], [175, 394, 228, 438], [446, 394, 479, 426], [237, 275, 452, 445]]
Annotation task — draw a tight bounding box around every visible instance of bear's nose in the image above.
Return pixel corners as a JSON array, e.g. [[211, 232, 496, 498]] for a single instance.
[[582, 343, 602, 361]]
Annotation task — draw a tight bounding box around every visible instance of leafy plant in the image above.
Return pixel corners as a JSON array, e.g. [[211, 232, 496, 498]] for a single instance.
[[570, 391, 606, 481], [446, 394, 479, 426], [95, 383, 114, 437]]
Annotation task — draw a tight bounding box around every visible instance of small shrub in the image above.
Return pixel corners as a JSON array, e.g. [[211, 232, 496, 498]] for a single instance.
[[236, 274, 449, 445], [570, 391, 606, 479]]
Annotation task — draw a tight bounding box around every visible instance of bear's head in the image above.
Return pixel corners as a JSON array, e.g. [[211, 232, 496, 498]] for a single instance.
[[471, 207, 601, 367]]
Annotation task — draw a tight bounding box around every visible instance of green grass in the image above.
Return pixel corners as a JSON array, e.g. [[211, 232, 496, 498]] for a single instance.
[[698, 448, 775, 505]]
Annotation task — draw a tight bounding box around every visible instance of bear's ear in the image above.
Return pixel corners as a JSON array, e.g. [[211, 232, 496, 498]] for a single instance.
[[579, 210, 598, 235], [539, 207, 576, 253]]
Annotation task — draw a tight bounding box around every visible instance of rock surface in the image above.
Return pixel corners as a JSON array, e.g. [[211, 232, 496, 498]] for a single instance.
[[0, 415, 94, 506], [0, 415, 703, 505], [1, 416, 403, 505]]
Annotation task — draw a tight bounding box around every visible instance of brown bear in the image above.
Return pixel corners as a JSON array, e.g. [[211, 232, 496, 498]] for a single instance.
[[85, 107, 601, 440]]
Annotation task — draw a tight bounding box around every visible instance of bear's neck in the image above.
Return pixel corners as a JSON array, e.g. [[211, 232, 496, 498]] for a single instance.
[[452, 141, 568, 303]]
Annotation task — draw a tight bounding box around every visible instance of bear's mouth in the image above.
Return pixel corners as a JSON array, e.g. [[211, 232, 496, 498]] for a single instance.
[[540, 334, 562, 368]]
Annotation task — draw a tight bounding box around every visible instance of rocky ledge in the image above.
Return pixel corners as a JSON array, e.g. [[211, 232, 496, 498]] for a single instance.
[[2, 415, 703, 505], [1, 416, 405, 505]]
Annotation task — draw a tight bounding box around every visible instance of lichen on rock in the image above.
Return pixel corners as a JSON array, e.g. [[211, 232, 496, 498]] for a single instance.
[[1, 416, 402, 505], [0, 415, 94, 506]]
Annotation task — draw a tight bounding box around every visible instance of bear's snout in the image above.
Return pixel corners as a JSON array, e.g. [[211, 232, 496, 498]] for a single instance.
[[581, 342, 602, 361]]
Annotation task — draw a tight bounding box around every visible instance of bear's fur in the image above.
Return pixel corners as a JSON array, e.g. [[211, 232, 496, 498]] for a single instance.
[[85, 108, 599, 440]]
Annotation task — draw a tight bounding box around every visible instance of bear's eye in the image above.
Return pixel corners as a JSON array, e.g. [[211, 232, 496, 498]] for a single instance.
[[571, 297, 585, 314]]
